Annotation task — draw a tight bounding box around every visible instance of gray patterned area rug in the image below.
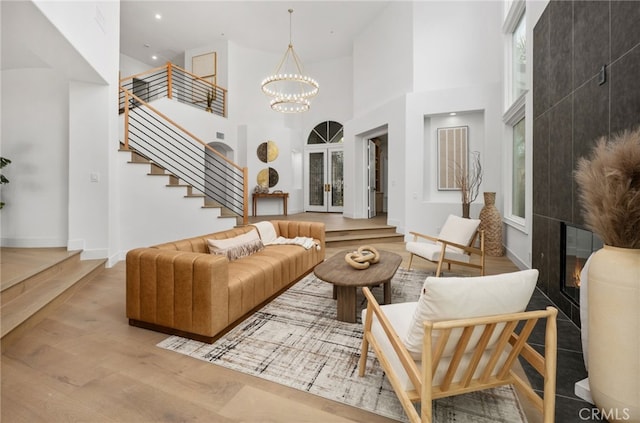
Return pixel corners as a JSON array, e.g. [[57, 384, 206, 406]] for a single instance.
[[158, 268, 528, 423]]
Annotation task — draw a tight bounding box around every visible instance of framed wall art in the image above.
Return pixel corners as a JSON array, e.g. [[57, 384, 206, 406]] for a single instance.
[[437, 126, 468, 191]]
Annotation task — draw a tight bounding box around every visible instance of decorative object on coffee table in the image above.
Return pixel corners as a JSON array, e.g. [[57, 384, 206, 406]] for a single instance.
[[479, 192, 504, 256], [345, 245, 380, 269], [314, 250, 401, 322], [574, 126, 640, 421]]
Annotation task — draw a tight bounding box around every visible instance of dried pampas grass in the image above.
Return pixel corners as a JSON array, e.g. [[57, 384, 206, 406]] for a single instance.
[[575, 127, 640, 249]]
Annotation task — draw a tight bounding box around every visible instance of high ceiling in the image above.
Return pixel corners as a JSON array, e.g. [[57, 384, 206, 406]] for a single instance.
[[120, 1, 391, 67]]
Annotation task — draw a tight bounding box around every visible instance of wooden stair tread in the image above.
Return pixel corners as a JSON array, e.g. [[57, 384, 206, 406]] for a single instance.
[[1, 258, 105, 338], [1, 248, 80, 292], [326, 232, 403, 242]]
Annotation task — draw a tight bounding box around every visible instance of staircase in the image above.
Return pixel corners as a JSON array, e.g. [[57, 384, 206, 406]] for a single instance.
[[122, 147, 242, 225], [325, 225, 404, 248], [1, 248, 105, 348]]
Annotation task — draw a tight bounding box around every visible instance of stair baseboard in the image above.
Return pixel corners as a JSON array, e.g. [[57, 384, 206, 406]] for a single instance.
[[325, 227, 404, 248]]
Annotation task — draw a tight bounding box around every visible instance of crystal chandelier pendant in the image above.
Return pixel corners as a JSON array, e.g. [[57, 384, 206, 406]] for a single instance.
[[261, 9, 319, 113]]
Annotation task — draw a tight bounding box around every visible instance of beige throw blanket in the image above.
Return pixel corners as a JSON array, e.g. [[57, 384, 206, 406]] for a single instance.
[[252, 221, 321, 250]]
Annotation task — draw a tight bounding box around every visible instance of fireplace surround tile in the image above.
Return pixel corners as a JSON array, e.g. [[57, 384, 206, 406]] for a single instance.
[[573, 0, 610, 90], [533, 114, 550, 217], [610, 44, 640, 134], [611, 1, 640, 62], [533, 6, 550, 119], [548, 97, 573, 223], [549, 0, 573, 106]]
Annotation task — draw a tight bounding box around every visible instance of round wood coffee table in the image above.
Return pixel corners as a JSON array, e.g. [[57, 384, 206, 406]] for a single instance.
[[314, 250, 402, 323]]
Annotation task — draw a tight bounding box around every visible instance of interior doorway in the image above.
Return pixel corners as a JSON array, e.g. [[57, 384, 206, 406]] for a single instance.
[[367, 134, 388, 217]]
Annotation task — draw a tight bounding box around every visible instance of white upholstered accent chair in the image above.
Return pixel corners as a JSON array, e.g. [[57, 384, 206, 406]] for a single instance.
[[406, 214, 485, 276], [359, 270, 557, 423]]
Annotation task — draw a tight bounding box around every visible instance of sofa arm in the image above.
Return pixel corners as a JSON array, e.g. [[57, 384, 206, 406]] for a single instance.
[[126, 248, 230, 338], [270, 220, 326, 249]]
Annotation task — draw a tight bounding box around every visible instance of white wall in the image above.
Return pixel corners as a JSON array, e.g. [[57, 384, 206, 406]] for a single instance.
[[413, 1, 503, 92], [184, 41, 229, 89], [151, 97, 235, 152], [116, 151, 235, 256], [0, 69, 69, 247], [33, 0, 115, 83], [120, 53, 151, 78], [242, 124, 302, 216], [347, 1, 503, 239], [1, 1, 121, 264], [300, 56, 354, 141], [404, 84, 502, 238], [353, 2, 413, 116], [343, 96, 406, 225]]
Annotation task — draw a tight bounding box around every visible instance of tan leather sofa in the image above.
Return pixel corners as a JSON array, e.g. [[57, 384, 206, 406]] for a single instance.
[[126, 220, 325, 343]]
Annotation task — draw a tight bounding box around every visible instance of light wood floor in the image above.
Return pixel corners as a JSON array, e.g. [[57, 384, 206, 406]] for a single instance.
[[1, 213, 535, 423]]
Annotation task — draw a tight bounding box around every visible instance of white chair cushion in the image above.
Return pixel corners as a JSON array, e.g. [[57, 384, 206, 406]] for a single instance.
[[406, 241, 471, 264], [363, 302, 511, 390], [437, 215, 480, 253], [403, 269, 539, 360], [363, 302, 421, 391]]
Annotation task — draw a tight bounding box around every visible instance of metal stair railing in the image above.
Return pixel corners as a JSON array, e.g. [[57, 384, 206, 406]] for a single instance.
[[120, 87, 248, 224], [119, 62, 227, 117]]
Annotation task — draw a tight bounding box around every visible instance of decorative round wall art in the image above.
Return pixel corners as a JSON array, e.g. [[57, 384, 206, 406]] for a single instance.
[[257, 167, 279, 188], [257, 140, 279, 163]]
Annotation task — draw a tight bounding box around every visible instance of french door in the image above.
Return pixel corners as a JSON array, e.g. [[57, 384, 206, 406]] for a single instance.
[[305, 146, 343, 212]]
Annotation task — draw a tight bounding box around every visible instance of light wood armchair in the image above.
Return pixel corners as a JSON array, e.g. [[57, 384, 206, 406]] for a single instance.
[[359, 284, 557, 423], [406, 215, 486, 276]]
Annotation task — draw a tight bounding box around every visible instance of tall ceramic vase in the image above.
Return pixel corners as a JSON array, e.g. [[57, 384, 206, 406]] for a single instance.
[[478, 192, 504, 256], [588, 245, 640, 422]]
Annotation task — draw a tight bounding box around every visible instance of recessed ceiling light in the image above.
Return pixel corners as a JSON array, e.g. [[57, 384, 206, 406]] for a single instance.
[[155, 13, 162, 20], [449, 112, 457, 116], [144, 43, 150, 48], [152, 55, 158, 60]]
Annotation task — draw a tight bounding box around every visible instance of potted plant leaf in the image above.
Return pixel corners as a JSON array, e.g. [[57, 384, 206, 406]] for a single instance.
[[574, 126, 640, 420], [0, 156, 11, 209]]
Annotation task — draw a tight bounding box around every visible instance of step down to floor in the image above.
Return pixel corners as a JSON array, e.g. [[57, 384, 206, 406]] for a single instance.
[[1, 249, 106, 343], [325, 226, 404, 248]]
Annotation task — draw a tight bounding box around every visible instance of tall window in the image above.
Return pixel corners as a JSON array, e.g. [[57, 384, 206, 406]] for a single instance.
[[512, 118, 526, 218], [503, 3, 527, 227], [512, 15, 526, 101]]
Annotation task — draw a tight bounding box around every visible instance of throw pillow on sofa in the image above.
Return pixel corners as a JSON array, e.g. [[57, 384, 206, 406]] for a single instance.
[[207, 229, 264, 260]]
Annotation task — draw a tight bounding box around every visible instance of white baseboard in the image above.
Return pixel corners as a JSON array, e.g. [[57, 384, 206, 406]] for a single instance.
[[1, 237, 67, 248]]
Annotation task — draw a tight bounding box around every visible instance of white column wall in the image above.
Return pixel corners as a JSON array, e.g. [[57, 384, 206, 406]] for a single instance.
[[68, 82, 111, 259]]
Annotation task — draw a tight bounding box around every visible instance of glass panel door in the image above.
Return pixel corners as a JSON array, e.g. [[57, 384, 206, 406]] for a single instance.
[[307, 151, 325, 210], [328, 148, 344, 212], [305, 147, 343, 212]]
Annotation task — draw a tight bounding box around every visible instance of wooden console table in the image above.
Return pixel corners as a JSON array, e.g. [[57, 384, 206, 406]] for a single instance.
[[252, 192, 289, 216]]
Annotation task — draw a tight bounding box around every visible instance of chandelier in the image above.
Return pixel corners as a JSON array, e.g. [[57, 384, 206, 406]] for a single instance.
[[261, 9, 319, 113]]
